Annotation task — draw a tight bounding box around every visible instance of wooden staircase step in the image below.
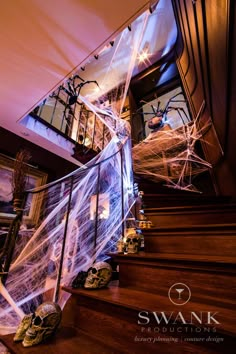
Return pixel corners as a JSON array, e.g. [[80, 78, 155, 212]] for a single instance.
[[140, 224, 236, 256], [110, 252, 236, 267], [62, 281, 236, 345], [142, 204, 236, 227], [141, 194, 232, 208], [108, 253, 236, 309], [0, 326, 119, 354], [2, 281, 234, 354]]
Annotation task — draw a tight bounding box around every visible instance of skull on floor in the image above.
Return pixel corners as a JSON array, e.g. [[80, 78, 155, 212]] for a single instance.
[[14, 313, 34, 342], [84, 261, 112, 289], [22, 302, 62, 347]]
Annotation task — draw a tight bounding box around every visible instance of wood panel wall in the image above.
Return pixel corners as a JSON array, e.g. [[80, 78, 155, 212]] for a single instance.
[[172, 0, 236, 195], [0, 127, 77, 183]]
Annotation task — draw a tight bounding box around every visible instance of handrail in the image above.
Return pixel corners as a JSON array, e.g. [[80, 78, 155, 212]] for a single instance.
[[26, 135, 129, 194]]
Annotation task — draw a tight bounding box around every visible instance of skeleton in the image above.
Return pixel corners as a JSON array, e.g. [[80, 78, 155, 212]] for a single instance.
[[14, 302, 62, 347], [84, 261, 112, 289]]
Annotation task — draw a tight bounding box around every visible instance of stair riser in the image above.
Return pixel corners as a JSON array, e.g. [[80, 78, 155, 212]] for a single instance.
[[144, 234, 236, 256], [64, 295, 233, 354], [145, 209, 236, 227], [142, 196, 231, 208], [118, 262, 236, 307]]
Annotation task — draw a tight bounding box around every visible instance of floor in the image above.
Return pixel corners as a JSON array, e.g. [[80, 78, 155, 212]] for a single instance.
[[0, 341, 10, 354]]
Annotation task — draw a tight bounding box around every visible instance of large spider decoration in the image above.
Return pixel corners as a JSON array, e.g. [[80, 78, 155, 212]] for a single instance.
[[60, 75, 99, 106], [139, 92, 191, 131]]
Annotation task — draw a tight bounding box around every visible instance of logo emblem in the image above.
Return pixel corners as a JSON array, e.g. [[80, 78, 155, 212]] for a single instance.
[[168, 283, 191, 306]]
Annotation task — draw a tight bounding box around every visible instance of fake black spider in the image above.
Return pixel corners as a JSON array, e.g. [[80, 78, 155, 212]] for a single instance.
[[60, 74, 99, 106], [139, 92, 191, 131]]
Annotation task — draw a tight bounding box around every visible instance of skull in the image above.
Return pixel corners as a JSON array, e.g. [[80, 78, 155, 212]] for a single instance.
[[84, 261, 112, 289], [138, 190, 144, 198], [125, 228, 140, 254], [116, 238, 124, 253], [170, 162, 182, 177], [22, 302, 62, 347], [14, 313, 34, 342]]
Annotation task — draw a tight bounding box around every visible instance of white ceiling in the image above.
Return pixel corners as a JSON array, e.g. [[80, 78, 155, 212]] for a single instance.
[[0, 0, 176, 165]]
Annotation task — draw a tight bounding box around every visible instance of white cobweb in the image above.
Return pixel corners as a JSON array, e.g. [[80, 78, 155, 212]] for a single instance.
[[132, 107, 212, 193], [0, 113, 134, 335], [0, 8, 150, 335], [0, 4, 211, 335]]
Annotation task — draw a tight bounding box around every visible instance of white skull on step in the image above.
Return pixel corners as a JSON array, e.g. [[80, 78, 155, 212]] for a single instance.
[[125, 228, 140, 253], [84, 261, 112, 289], [22, 302, 62, 347]]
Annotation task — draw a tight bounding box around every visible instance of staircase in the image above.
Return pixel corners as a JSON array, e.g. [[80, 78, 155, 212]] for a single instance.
[[1, 193, 236, 353]]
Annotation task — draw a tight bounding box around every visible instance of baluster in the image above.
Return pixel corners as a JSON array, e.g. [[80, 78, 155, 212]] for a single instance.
[[53, 175, 74, 303], [120, 148, 125, 238], [93, 163, 101, 261]]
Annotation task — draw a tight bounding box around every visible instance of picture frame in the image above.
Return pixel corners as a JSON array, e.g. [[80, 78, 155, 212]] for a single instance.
[[0, 154, 48, 225]]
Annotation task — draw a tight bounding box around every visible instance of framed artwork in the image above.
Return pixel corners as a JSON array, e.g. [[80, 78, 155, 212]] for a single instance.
[[0, 154, 48, 225]]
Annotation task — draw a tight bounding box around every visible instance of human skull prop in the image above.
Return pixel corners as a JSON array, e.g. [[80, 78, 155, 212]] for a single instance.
[[170, 162, 182, 177], [84, 261, 112, 289], [125, 228, 140, 254], [22, 302, 62, 347], [14, 313, 34, 342], [116, 238, 124, 253]]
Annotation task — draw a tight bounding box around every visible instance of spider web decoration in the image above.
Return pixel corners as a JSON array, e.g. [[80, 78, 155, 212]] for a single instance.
[[0, 115, 134, 334], [0, 3, 208, 334], [0, 9, 150, 334], [132, 115, 212, 193]]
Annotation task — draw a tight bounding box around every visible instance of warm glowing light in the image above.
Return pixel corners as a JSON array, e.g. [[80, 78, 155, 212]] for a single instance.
[[94, 86, 100, 93], [138, 50, 151, 63], [84, 136, 91, 146]]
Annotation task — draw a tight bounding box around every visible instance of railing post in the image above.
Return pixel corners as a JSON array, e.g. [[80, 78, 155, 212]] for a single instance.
[[38, 98, 46, 117], [83, 110, 89, 148], [120, 148, 125, 238], [102, 119, 106, 150], [50, 87, 60, 125], [76, 105, 83, 143], [60, 95, 69, 132], [91, 115, 97, 151], [53, 175, 74, 303], [93, 163, 101, 259]]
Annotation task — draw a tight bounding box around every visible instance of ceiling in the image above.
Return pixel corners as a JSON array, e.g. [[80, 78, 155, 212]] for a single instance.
[[0, 0, 177, 165]]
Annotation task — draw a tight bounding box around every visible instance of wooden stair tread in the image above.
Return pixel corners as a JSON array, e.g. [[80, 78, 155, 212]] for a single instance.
[[139, 223, 236, 232], [142, 194, 232, 202], [143, 203, 236, 212], [62, 281, 236, 336], [108, 252, 236, 265], [0, 326, 119, 354], [142, 193, 231, 198]]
